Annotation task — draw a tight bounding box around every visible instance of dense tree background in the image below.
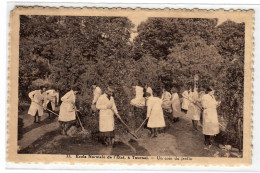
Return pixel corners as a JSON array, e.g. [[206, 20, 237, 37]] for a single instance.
[[19, 15, 245, 147]]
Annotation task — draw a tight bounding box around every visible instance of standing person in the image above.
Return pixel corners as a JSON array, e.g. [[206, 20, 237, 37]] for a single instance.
[[187, 88, 201, 130], [96, 86, 120, 145], [201, 86, 221, 146], [146, 91, 166, 138], [161, 87, 172, 113], [91, 83, 102, 115], [28, 86, 46, 123], [181, 85, 191, 114], [171, 87, 182, 122], [45, 88, 59, 119], [58, 87, 79, 135]]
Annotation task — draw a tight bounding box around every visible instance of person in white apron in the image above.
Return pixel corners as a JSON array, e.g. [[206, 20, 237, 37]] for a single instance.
[[130, 81, 147, 129], [171, 87, 182, 122], [201, 86, 221, 146], [45, 88, 59, 119], [146, 91, 166, 138], [187, 88, 201, 130], [181, 86, 191, 114], [130, 85, 145, 107], [28, 86, 46, 123], [161, 87, 172, 113], [91, 83, 102, 115], [58, 88, 79, 135], [96, 87, 119, 145]]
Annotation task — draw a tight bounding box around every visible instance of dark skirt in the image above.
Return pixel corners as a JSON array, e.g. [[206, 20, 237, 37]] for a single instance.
[[99, 131, 115, 138], [47, 102, 53, 111], [59, 120, 76, 131]]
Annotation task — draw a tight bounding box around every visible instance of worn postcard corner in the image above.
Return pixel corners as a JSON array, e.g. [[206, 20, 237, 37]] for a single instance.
[[7, 6, 254, 166]]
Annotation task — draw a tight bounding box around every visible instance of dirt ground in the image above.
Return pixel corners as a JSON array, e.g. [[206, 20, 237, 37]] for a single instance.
[[18, 110, 242, 158]]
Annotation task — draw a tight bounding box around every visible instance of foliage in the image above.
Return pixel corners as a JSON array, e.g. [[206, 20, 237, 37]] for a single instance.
[[19, 16, 245, 147]]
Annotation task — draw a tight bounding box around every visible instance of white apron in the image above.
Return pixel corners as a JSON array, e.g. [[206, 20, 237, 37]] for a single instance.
[[181, 90, 190, 110], [130, 85, 145, 107], [171, 93, 182, 118], [45, 89, 59, 110], [147, 97, 166, 128], [96, 94, 118, 132], [187, 91, 201, 120], [58, 90, 76, 122], [28, 90, 44, 116], [201, 94, 220, 135]]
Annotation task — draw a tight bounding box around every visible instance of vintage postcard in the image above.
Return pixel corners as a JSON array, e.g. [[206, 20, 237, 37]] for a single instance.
[[7, 7, 254, 166]]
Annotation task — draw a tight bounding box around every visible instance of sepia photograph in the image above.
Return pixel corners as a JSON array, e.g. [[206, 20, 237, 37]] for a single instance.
[[7, 7, 254, 165]]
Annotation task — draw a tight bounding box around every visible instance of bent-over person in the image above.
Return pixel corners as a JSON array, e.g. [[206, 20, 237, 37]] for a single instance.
[[28, 86, 46, 123], [58, 87, 79, 135], [130, 81, 146, 108], [45, 88, 59, 119], [96, 87, 120, 145]]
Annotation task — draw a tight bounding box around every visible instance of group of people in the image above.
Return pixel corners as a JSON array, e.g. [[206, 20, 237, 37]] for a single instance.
[[28, 86, 59, 123], [91, 81, 221, 146], [181, 85, 221, 146], [27, 81, 221, 147]]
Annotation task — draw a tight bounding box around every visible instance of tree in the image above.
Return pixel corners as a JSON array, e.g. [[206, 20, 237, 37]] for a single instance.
[[133, 18, 218, 60]]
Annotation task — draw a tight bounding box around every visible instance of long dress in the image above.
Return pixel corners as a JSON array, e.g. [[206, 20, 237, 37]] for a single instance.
[[181, 90, 190, 111], [146, 97, 166, 128], [187, 91, 201, 120], [58, 90, 76, 122], [96, 93, 118, 133], [28, 90, 44, 116], [161, 91, 172, 112], [201, 94, 220, 135], [45, 89, 59, 111], [171, 93, 182, 118], [130, 85, 145, 107]]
